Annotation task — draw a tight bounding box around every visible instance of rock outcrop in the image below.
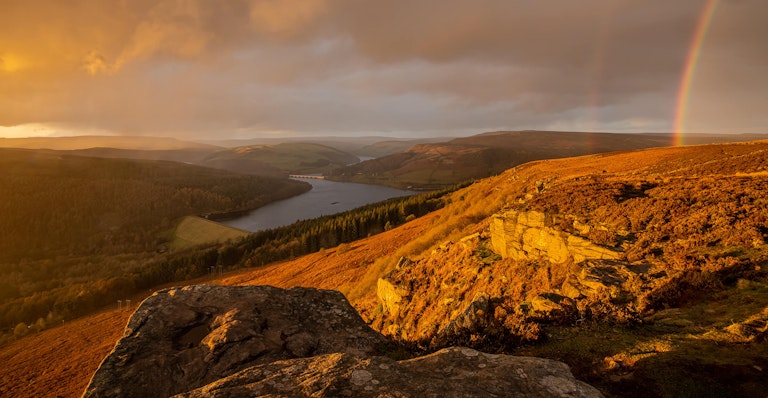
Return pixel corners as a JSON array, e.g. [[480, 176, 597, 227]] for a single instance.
[[377, 278, 410, 318], [83, 285, 387, 398], [84, 285, 604, 398], [560, 260, 640, 300], [490, 210, 623, 264], [177, 347, 603, 398]]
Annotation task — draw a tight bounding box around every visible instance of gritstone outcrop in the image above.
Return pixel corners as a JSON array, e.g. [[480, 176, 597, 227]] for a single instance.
[[83, 285, 387, 397], [490, 210, 623, 264], [84, 285, 603, 398]]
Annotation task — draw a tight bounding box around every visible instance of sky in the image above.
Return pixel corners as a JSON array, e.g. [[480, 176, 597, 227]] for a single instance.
[[1, 0, 766, 140]]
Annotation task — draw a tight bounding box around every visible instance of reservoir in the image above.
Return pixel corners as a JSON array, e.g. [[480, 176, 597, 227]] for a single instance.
[[221, 178, 416, 232]]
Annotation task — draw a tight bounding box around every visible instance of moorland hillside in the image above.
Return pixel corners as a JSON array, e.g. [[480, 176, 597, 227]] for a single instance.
[[362, 140, 768, 397], [328, 130, 767, 189], [2, 140, 768, 397]]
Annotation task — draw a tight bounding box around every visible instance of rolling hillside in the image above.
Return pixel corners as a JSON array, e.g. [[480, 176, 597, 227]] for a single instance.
[[200, 142, 360, 176], [2, 140, 768, 397], [0, 149, 308, 261], [0, 136, 359, 177], [353, 137, 449, 158], [0, 148, 310, 338], [327, 130, 767, 189]]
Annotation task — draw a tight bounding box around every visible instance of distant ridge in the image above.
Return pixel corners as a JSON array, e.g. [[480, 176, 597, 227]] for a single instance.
[[0, 135, 219, 151], [328, 130, 768, 189]]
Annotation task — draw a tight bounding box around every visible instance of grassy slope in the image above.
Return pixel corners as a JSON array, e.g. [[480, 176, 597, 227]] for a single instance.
[[171, 216, 250, 250], [363, 141, 768, 397]]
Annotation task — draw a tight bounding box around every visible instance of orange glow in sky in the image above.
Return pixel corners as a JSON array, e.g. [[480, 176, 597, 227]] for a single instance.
[[0, 0, 765, 139]]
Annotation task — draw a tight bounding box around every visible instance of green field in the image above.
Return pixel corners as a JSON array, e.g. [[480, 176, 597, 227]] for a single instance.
[[171, 216, 250, 250]]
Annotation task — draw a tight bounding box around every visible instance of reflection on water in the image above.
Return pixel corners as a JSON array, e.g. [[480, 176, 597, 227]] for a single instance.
[[221, 178, 415, 232]]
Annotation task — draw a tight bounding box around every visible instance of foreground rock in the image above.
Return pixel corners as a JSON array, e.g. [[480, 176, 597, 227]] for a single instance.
[[85, 285, 603, 398], [83, 285, 387, 398], [178, 347, 603, 398]]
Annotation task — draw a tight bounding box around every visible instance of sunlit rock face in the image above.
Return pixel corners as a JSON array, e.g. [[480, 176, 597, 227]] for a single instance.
[[490, 210, 623, 263], [84, 285, 603, 398]]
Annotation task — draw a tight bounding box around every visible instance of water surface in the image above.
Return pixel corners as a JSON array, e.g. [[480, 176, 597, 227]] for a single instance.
[[222, 178, 415, 232]]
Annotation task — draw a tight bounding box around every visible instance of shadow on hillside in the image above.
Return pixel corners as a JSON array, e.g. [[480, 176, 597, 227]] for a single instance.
[[603, 339, 768, 398]]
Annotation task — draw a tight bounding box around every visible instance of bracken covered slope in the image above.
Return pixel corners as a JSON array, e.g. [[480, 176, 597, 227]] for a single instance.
[[369, 140, 768, 397], [2, 140, 768, 398], [327, 130, 707, 189]]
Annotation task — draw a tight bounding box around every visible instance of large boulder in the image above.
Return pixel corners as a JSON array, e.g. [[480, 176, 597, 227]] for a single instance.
[[83, 285, 387, 398], [177, 347, 604, 398]]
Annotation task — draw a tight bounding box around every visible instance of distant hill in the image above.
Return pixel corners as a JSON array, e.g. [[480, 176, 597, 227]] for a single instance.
[[0, 148, 309, 262], [200, 142, 360, 176], [202, 135, 453, 156], [203, 136, 399, 153], [0, 136, 367, 177], [328, 130, 768, 189], [50, 147, 219, 164], [353, 137, 449, 158], [0, 135, 218, 151]]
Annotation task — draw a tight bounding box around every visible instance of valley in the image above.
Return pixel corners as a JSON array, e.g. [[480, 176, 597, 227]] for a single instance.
[[5, 3, 767, 396], [0, 148, 311, 343], [221, 177, 416, 232], [2, 138, 767, 397]]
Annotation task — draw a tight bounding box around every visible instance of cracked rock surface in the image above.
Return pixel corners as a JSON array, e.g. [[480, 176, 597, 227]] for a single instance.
[[83, 285, 387, 398], [84, 285, 602, 398], [176, 347, 603, 398]]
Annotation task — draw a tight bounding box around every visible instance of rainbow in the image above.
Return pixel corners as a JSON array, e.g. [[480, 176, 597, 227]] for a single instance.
[[673, 0, 719, 146]]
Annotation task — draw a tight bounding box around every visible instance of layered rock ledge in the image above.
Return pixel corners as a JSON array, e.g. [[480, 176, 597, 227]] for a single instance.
[[491, 210, 623, 264]]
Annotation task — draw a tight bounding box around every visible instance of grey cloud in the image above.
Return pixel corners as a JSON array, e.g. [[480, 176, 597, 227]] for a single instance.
[[0, 0, 766, 137]]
